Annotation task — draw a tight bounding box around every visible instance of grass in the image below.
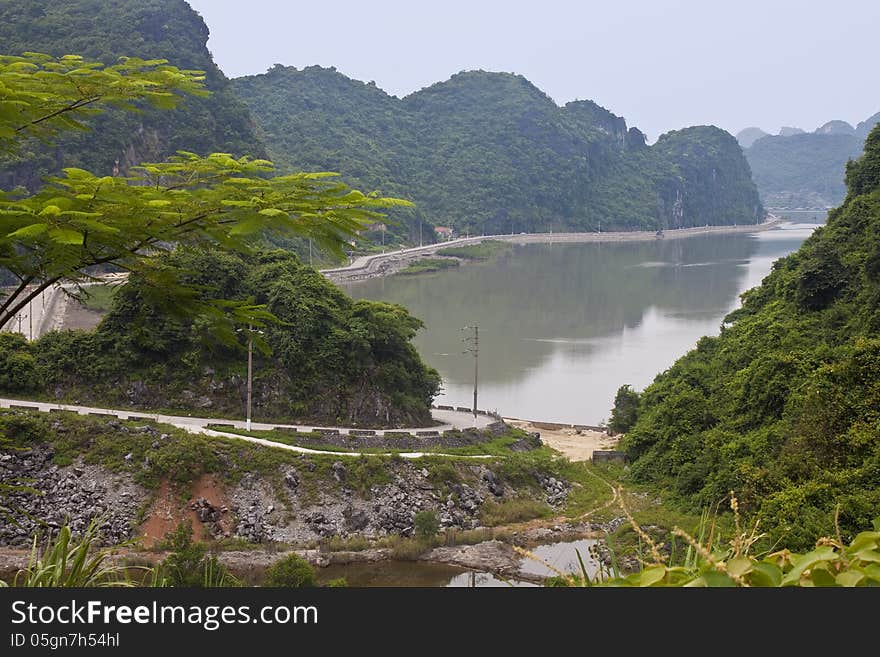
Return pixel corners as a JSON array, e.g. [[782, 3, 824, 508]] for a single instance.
[[436, 240, 512, 260], [79, 284, 118, 312], [397, 258, 460, 275], [0, 409, 306, 490], [205, 424, 532, 457], [480, 498, 553, 526]]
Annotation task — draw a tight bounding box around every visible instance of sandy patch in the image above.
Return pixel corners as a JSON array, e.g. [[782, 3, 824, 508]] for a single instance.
[[505, 419, 618, 461]]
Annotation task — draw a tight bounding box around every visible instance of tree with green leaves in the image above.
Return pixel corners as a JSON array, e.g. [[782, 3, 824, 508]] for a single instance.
[[0, 52, 409, 333], [609, 384, 640, 434]]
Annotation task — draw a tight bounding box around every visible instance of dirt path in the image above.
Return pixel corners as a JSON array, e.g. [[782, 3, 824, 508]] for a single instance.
[[504, 418, 618, 461]]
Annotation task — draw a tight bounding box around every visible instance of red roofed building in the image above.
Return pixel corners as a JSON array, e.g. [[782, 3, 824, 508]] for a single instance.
[[434, 226, 454, 241]]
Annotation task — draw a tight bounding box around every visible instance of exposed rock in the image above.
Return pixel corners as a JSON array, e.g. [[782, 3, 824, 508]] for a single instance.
[[284, 469, 299, 490], [536, 473, 571, 507], [0, 445, 144, 547]]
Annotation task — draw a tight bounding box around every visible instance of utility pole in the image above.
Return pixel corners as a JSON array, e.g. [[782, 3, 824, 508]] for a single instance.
[[461, 325, 479, 419], [238, 322, 263, 431], [246, 323, 253, 432], [28, 299, 33, 340]]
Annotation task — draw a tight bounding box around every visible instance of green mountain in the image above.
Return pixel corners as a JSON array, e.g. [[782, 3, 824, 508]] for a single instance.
[[619, 124, 880, 549], [231, 66, 763, 238], [0, 248, 440, 427], [0, 0, 263, 190], [744, 112, 880, 209]]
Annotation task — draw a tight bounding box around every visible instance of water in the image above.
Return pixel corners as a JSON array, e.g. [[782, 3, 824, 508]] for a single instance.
[[343, 222, 820, 424], [314, 538, 601, 587]]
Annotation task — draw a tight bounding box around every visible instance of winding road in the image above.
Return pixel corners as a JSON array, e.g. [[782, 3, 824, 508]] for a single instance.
[[0, 396, 496, 459]]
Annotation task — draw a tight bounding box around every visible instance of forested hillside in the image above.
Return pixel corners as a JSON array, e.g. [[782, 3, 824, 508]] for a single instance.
[[0, 0, 263, 191], [744, 111, 880, 209], [232, 66, 763, 237], [0, 249, 440, 427], [619, 125, 880, 548]]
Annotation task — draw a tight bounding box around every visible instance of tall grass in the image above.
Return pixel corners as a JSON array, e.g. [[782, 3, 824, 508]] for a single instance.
[[530, 491, 880, 587], [12, 518, 143, 587]]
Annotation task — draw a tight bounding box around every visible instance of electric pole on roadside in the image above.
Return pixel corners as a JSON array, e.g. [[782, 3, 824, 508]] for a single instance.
[[238, 323, 264, 431], [461, 325, 479, 418], [246, 323, 253, 431]]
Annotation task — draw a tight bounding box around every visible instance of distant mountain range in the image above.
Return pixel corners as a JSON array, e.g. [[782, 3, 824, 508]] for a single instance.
[[0, 0, 764, 244], [231, 65, 762, 238], [737, 113, 880, 209]]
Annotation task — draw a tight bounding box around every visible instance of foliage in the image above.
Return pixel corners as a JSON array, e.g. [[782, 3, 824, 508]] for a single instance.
[[157, 522, 239, 587], [12, 518, 139, 587], [0, 146, 407, 331], [0, 52, 205, 155], [621, 124, 880, 548], [231, 67, 762, 237], [262, 553, 318, 588], [413, 510, 440, 539], [550, 499, 880, 587], [0, 251, 439, 427], [0, 0, 264, 190], [0, 50, 428, 429], [608, 384, 640, 434]]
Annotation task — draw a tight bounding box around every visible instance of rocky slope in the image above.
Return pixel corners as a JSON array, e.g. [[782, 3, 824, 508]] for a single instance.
[[0, 410, 567, 548]]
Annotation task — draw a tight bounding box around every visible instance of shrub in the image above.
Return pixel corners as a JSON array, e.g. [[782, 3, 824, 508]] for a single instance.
[[609, 385, 640, 433], [414, 510, 440, 539], [263, 554, 317, 588], [157, 523, 238, 587]]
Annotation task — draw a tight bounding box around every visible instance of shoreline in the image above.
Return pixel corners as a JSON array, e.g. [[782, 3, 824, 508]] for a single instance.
[[322, 217, 784, 283], [0, 520, 604, 586]]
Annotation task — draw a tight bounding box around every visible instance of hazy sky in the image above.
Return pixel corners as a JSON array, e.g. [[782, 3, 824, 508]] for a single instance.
[[187, 0, 879, 141]]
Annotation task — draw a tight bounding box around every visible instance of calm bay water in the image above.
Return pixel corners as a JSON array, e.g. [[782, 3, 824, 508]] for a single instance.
[[343, 223, 819, 424]]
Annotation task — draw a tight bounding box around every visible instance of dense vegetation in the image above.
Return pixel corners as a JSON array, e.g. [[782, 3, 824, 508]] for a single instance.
[[744, 111, 880, 209], [0, 0, 263, 191], [0, 249, 441, 427], [618, 125, 880, 549], [231, 66, 763, 238]]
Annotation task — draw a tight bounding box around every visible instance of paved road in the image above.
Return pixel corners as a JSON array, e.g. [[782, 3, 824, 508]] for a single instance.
[[320, 219, 783, 283], [0, 397, 497, 459]]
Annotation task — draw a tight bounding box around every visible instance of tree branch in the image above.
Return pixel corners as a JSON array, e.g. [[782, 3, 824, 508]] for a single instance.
[[0, 276, 61, 330], [0, 276, 34, 317], [15, 97, 101, 133]]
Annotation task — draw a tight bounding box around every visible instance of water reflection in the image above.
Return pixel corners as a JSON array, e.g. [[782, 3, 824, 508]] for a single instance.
[[344, 224, 818, 423], [314, 538, 602, 587]]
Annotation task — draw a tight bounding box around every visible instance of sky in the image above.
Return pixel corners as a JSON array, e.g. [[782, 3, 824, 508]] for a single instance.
[[187, 0, 880, 141]]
